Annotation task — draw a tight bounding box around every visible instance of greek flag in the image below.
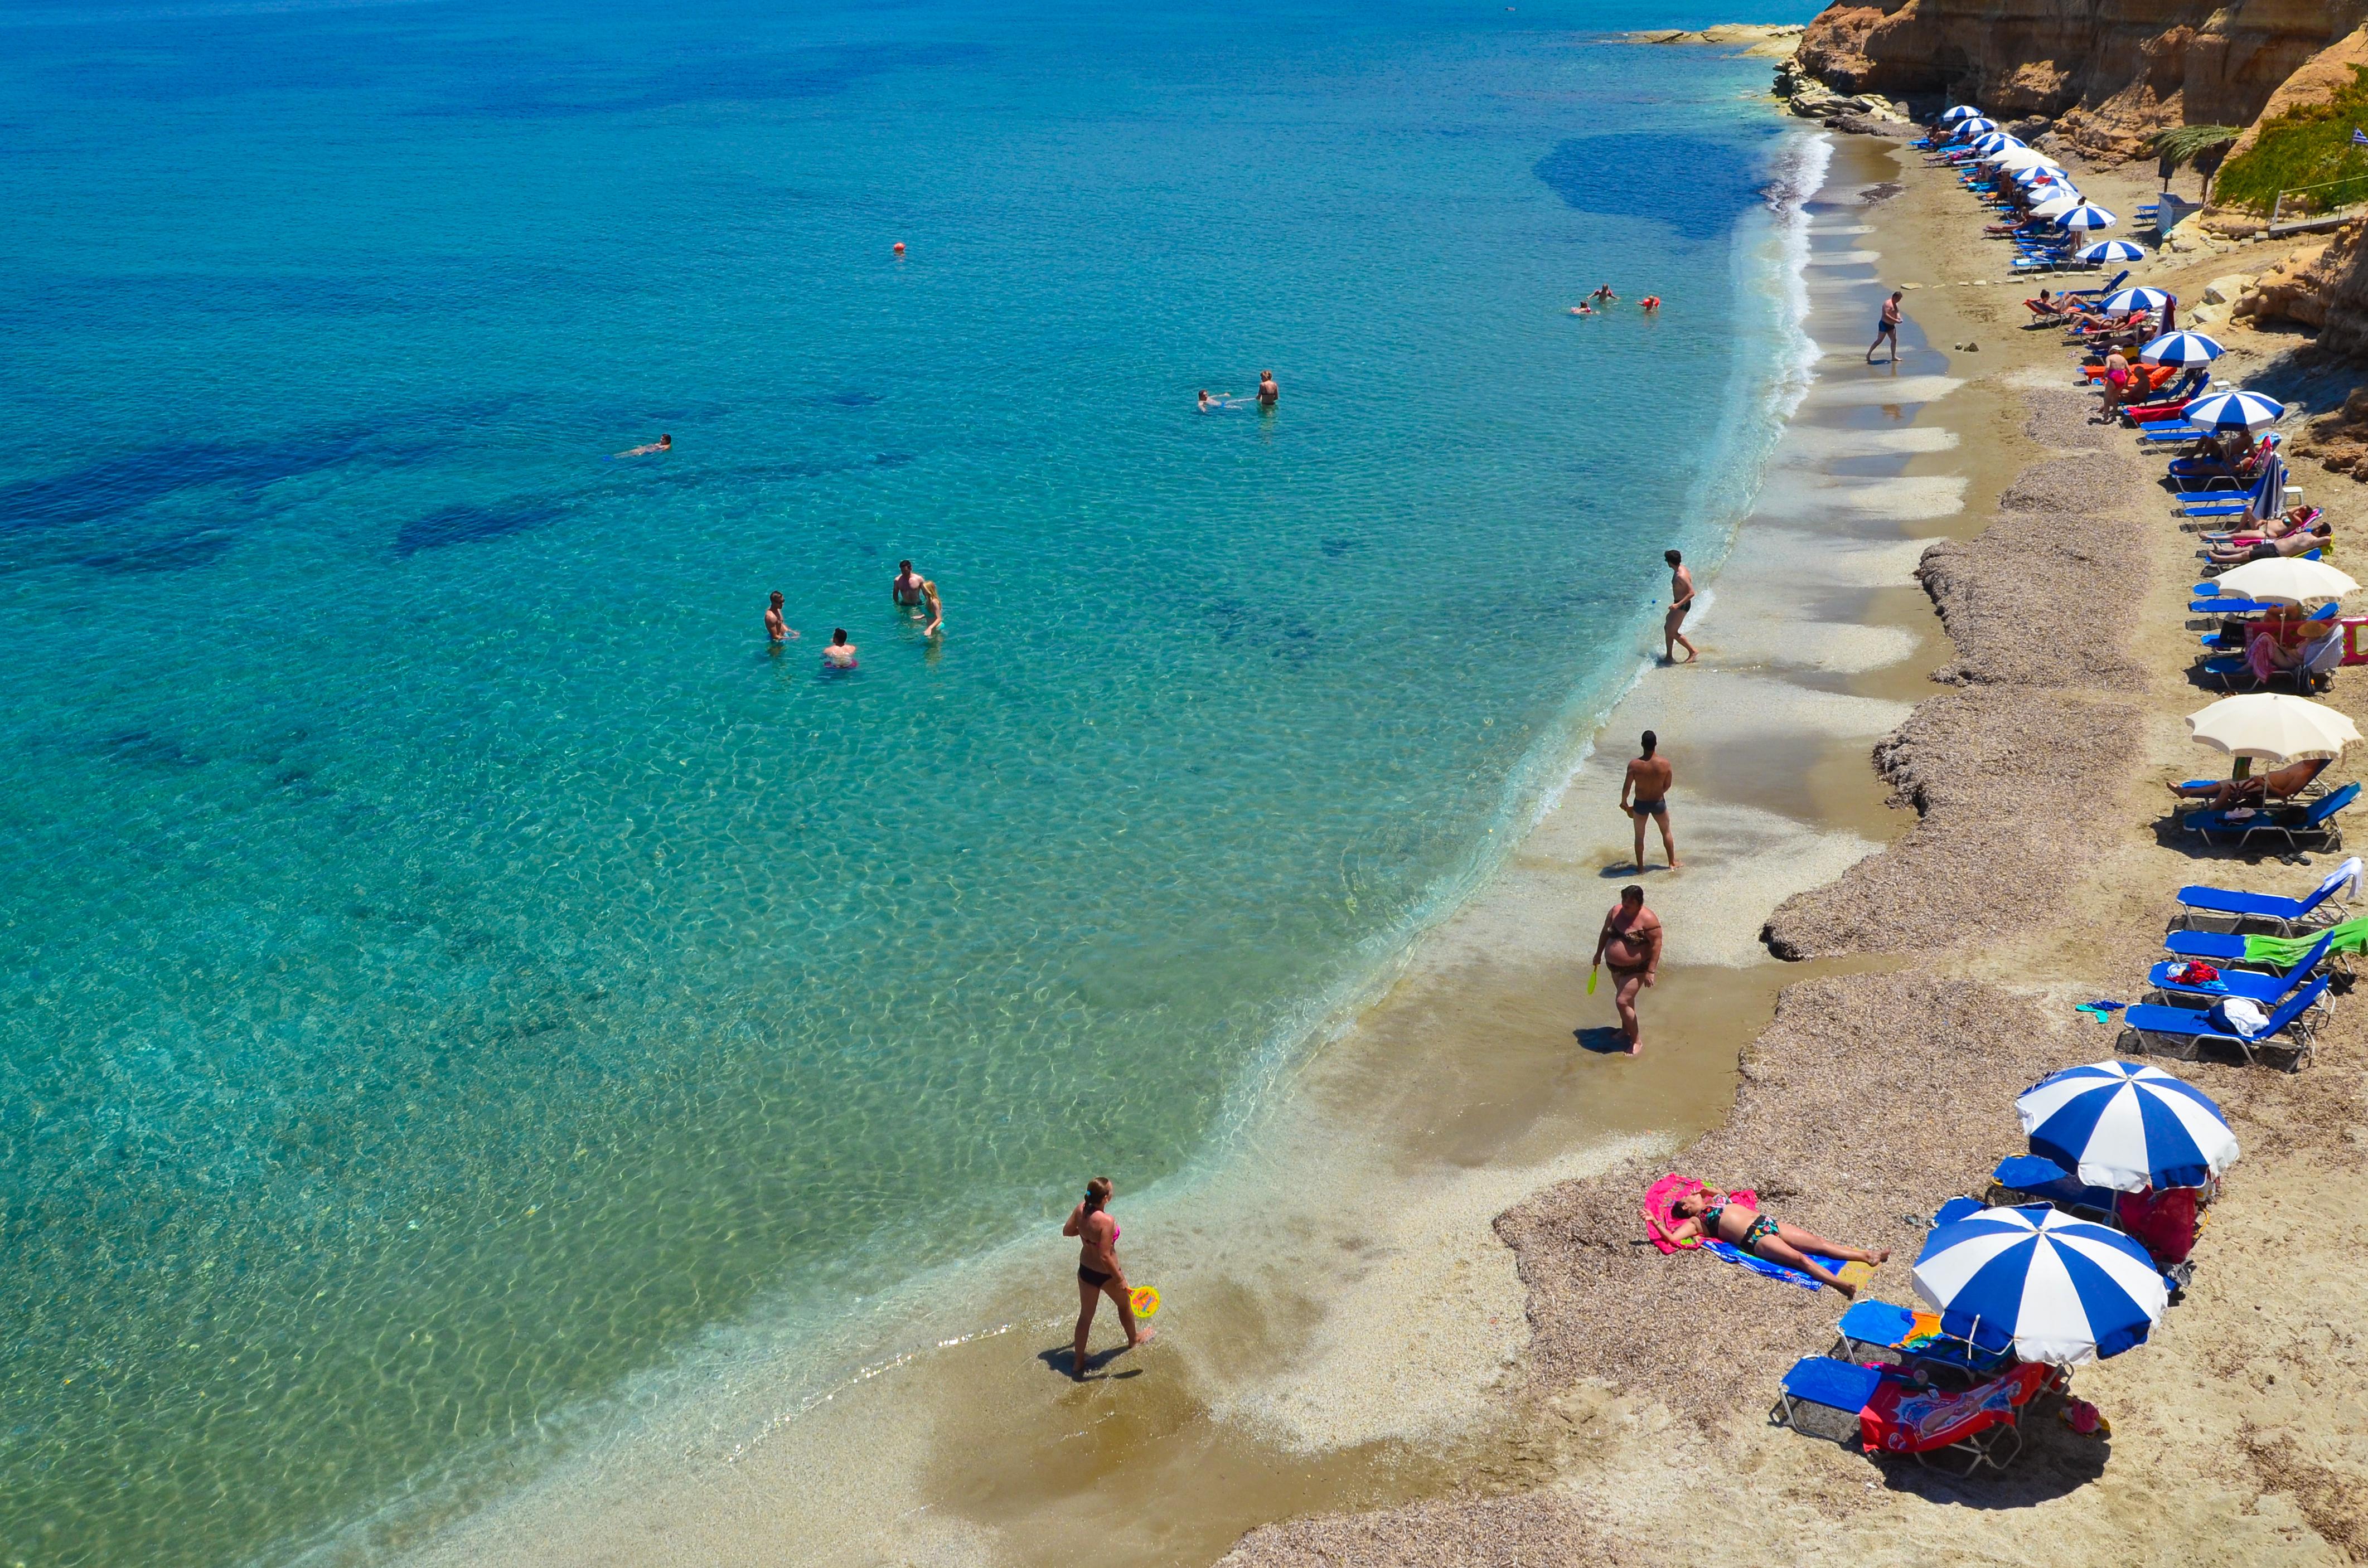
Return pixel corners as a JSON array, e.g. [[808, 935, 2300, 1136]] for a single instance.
[[2354, 126, 2368, 146]]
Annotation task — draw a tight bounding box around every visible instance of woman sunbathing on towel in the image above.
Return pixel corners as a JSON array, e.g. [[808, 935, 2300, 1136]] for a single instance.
[[2167, 754, 2330, 809], [1663, 1191, 1889, 1297], [2206, 519, 2333, 566]]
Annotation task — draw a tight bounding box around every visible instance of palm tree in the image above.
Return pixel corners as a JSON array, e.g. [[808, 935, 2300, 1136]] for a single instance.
[[2156, 125, 2241, 200]]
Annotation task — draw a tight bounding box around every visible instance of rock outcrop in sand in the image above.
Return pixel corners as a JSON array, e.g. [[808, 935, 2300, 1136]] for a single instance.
[[1796, 1, 2368, 162], [1628, 22, 1803, 60]]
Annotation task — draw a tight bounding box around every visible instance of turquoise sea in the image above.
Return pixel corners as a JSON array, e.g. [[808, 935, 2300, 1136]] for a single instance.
[[0, 2, 1815, 1561]]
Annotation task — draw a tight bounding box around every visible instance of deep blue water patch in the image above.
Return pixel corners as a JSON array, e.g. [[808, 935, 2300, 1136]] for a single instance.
[[1534, 132, 1775, 242], [393, 499, 568, 556]]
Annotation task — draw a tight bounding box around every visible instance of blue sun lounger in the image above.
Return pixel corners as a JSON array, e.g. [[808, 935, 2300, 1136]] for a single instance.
[[2148, 929, 2337, 1012], [1985, 1156, 2123, 1229], [1771, 1356, 1887, 1445], [2122, 972, 2331, 1070], [2183, 781, 2360, 852], [1831, 1299, 2013, 1387], [2065, 269, 2130, 299], [2172, 857, 2360, 932]]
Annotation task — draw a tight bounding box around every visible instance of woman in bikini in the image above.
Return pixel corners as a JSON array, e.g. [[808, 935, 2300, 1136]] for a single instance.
[[1663, 1190, 1888, 1296], [1063, 1176, 1154, 1378]]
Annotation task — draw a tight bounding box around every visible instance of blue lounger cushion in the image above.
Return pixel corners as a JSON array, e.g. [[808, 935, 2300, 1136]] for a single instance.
[[1991, 1156, 2123, 1221], [2176, 859, 2360, 926], [2148, 959, 2317, 1004], [1780, 1356, 1884, 1415]]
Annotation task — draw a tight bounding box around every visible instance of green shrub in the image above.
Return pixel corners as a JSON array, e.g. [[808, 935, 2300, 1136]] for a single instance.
[[2215, 65, 2368, 214]]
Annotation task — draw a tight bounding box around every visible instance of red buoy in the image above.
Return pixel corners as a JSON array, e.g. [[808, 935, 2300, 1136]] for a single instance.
[[893, 241, 905, 254]]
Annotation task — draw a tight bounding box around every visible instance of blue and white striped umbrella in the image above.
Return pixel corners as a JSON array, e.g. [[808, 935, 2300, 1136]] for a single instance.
[[2057, 203, 2118, 232], [2015, 169, 2070, 190], [2183, 389, 2285, 431], [1913, 1205, 2168, 1365], [1970, 132, 2022, 155], [2139, 331, 2224, 367], [1940, 104, 1985, 123], [2076, 239, 2147, 263], [1950, 116, 1998, 139], [2016, 1061, 2239, 1191], [2100, 285, 2173, 316]]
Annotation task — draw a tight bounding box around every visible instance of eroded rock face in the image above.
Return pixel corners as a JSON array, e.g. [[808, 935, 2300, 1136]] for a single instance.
[[1798, 0, 2368, 162], [2232, 228, 2345, 328]]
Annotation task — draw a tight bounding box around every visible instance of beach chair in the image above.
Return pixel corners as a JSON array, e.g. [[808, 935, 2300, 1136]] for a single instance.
[[2161, 923, 2347, 973], [1984, 1155, 2125, 1227], [1859, 1361, 2063, 1475], [2146, 929, 2337, 1013], [2065, 269, 2131, 300], [1831, 1299, 2016, 1389], [2200, 627, 2347, 693], [2171, 857, 2360, 933], [1770, 1356, 1888, 1445], [2182, 780, 2359, 853], [2120, 972, 2331, 1070]]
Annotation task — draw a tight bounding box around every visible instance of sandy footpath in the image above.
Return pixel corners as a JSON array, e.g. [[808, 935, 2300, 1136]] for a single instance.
[[1224, 127, 2368, 1566]]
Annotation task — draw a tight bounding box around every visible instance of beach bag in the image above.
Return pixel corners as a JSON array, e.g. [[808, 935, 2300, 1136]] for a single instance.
[[2171, 962, 2220, 986], [2115, 1187, 2200, 1265], [2206, 997, 2269, 1037]]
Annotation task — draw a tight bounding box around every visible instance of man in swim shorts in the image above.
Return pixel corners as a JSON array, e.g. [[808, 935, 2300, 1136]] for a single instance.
[[1257, 370, 1279, 407], [1591, 886, 1662, 1056], [1867, 290, 1904, 365], [1663, 548, 1697, 664], [824, 628, 858, 669], [766, 591, 797, 644], [893, 560, 924, 610], [1618, 729, 1679, 872]]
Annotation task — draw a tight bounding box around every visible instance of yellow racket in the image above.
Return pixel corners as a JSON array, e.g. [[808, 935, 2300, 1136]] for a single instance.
[[1587, 965, 1599, 996], [1130, 1285, 1160, 1319]]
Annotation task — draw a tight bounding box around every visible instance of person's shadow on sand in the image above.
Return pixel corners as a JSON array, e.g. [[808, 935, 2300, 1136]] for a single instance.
[[1035, 1346, 1145, 1382], [1573, 1026, 1633, 1055]]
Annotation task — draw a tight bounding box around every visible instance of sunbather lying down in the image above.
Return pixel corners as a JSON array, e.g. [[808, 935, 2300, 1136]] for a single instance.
[[1664, 1191, 1888, 1295], [2168, 754, 2330, 809], [2207, 519, 2333, 565]]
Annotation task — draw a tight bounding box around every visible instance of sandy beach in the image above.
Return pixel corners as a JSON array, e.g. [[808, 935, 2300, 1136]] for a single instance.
[[1226, 116, 2368, 1568]]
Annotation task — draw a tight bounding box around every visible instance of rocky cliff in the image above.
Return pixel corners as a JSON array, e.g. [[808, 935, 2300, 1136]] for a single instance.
[[1798, 1, 2368, 162]]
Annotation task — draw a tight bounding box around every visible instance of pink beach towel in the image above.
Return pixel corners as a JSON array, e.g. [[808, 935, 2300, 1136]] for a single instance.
[[1642, 1174, 1758, 1254]]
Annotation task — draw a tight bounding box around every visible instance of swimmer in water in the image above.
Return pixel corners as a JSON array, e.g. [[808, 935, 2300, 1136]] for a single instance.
[[615, 433, 672, 458], [824, 627, 858, 669], [1570, 304, 1595, 317], [1590, 284, 1618, 304], [1257, 370, 1279, 407], [766, 591, 797, 644], [1198, 390, 1216, 412], [920, 578, 943, 638], [893, 560, 924, 610], [1640, 295, 1662, 312]]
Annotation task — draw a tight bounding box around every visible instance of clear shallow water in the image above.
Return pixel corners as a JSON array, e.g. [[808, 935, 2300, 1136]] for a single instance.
[[0, 2, 1811, 1561]]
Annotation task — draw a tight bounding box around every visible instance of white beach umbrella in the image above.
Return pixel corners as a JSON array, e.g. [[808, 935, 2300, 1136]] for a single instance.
[[2077, 239, 2147, 263], [1913, 1206, 2167, 1366], [2209, 558, 2358, 607], [2139, 331, 2224, 366], [1988, 146, 2051, 170], [1941, 104, 1985, 123], [2029, 195, 2083, 220], [2187, 693, 2362, 764], [2100, 285, 2173, 316], [2184, 389, 2286, 431], [2057, 203, 2118, 232], [2017, 1062, 2239, 1193]]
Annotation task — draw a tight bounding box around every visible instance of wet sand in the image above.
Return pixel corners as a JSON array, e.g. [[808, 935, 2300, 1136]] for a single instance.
[[383, 130, 2013, 1568]]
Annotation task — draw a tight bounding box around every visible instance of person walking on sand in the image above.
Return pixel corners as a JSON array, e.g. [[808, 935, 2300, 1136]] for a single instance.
[[765, 591, 797, 644], [1619, 730, 1679, 872], [1663, 549, 1698, 664], [1867, 290, 1904, 364], [1591, 886, 1662, 1056], [1064, 1176, 1154, 1378]]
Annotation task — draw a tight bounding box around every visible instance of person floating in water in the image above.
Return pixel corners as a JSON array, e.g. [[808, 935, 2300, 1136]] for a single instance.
[[1640, 295, 1662, 312], [1257, 369, 1279, 407], [1569, 303, 1595, 317], [1590, 283, 1618, 304], [823, 628, 858, 669], [1063, 1176, 1154, 1380], [893, 560, 924, 610], [614, 433, 671, 458], [919, 577, 943, 638], [766, 591, 797, 644]]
